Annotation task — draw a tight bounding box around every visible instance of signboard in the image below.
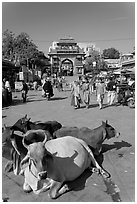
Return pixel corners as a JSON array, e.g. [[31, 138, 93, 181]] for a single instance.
[[19, 72, 24, 80], [15, 81, 23, 91], [93, 61, 96, 67]]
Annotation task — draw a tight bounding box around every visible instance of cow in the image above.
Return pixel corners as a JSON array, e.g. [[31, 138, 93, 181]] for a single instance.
[[53, 121, 120, 155], [2, 125, 51, 175], [11, 114, 62, 136], [2, 125, 27, 175], [20, 129, 110, 198]]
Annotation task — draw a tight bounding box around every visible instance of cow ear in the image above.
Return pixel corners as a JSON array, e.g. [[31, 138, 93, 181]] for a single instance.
[[10, 129, 14, 138], [103, 129, 107, 139], [25, 114, 27, 119], [20, 155, 30, 171], [106, 120, 108, 124], [3, 124, 7, 130], [102, 121, 106, 126]]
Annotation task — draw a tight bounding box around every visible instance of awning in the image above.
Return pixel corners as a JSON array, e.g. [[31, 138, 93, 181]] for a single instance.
[[125, 67, 135, 74], [113, 69, 126, 74]]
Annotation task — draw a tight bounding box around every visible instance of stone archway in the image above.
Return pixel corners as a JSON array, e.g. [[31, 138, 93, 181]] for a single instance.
[[60, 58, 74, 76]]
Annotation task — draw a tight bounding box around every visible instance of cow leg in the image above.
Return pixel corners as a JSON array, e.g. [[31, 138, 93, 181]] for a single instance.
[[4, 161, 13, 173], [33, 178, 53, 195], [57, 184, 70, 196], [49, 181, 65, 199]]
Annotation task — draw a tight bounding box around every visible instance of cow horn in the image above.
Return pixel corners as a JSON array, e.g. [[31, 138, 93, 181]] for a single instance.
[[42, 130, 48, 144], [22, 137, 29, 149], [22, 129, 48, 148]]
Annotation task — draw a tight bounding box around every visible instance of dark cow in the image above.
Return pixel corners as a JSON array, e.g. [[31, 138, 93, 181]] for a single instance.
[[2, 125, 51, 175], [2, 125, 27, 175], [11, 114, 62, 136], [53, 121, 120, 155]]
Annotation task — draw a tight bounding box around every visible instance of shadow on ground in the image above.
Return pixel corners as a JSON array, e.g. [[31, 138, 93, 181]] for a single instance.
[[102, 140, 132, 153]]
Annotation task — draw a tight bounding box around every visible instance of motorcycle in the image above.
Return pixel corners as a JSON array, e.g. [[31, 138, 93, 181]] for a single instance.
[[127, 91, 135, 108], [117, 84, 135, 108]]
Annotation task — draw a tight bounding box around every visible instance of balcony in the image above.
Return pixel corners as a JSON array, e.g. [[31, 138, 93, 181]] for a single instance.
[[49, 47, 85, 55]]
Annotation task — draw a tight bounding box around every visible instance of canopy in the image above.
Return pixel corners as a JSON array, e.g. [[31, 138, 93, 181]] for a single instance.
[[125, 67, 135, 74], [113, 69, 126, 75]]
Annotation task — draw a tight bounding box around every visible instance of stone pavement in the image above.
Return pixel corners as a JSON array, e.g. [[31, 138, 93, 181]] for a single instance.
[[2, 81, 135, 202]]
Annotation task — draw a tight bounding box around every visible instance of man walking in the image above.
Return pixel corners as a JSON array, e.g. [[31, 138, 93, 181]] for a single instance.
[[106, 77, 117, 106], [96, 78, 105, 109]]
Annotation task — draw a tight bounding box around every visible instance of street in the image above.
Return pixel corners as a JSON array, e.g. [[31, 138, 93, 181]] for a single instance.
[[2, 81, 135, 202]]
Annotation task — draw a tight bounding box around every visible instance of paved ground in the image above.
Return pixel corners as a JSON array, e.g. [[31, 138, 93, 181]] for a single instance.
[[2, 77, 135, 202]]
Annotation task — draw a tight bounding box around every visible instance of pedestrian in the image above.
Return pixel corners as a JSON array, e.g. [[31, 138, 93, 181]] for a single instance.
[[106, 77, 117, 106], [96, 78, 106, 109], [4, 78, 11, 92], [82, 77, 91, 108], [43, 77, 54, 98], [3, 78, 12, 104], [21, 80, 28, 103], [71, 80, 82, 109], [57, 77, 63, 91], [33, 81, 38, 91], [41, 77, 46, 97]]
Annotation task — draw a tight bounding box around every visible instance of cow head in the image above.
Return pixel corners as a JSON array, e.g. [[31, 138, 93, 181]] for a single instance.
[[11, 114, 31, 133], [102, 120, 120, 139], [20, 129, 52, 180]]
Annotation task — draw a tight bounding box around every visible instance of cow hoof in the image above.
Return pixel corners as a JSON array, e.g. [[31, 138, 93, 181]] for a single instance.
[[23, 183, 32, 193], [48, 192, 57, 199], [100, 169, 111, 179], [89, 167, 100, 174]]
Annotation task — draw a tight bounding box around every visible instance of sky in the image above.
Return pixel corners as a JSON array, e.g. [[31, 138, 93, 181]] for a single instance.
[[2, 1, 135, 56]]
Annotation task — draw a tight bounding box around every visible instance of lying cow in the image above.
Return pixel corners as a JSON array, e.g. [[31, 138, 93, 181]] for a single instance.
[[2, 125, 51, 175], [11, 114, 62, 136], [53, 121, 120, 155], [2, 125, 27, 175], [20, 129, 110, 199]]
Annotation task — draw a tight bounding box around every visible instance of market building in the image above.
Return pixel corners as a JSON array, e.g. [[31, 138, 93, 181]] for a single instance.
[[120, 53, 135, 69], [48, 37, 86, 76]]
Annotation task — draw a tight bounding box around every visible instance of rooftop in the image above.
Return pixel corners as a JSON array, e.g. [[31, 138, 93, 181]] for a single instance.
[[57, 37, 77, 45]]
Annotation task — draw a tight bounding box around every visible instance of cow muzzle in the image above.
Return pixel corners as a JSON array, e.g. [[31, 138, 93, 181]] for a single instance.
[[115, 131, 120, 138], [38, 171, 47, 180]]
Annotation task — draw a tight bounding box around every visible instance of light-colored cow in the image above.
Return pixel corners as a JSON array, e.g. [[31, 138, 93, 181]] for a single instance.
[[20, 129, 109, 199]]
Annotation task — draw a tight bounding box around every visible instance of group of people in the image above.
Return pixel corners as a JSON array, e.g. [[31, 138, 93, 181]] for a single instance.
[[2, 78, 29, 105], [70, 76, 117, 110]]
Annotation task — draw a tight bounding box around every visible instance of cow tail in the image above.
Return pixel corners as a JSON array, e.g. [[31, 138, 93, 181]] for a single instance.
[[76, 138, 101, 169]]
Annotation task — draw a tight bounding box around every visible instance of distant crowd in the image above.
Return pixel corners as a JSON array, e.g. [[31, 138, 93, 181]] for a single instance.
[[2, 72, 135, 109]]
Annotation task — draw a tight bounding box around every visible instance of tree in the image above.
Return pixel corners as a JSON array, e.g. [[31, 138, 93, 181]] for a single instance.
[[14, 32, 39, 66], [84, 49, 107, 73], [2, 29, 15, 60], [102, 47, 120, 59], [2, 30, 39, 66]]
